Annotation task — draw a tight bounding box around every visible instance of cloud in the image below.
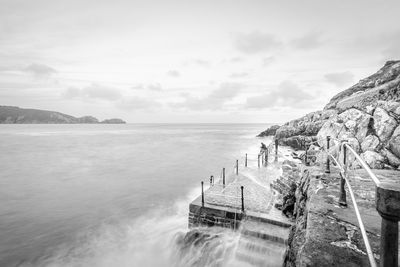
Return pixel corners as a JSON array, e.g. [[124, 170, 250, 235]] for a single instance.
[[64, 83, 122, 101], [131, 84, 145, 90], [380, 31, 400, 59], [233, 32, 282, 54], [324, 71, 354, 87], [291, 32, 323, 50], [147, 83, 162, 91], [130, 83, 162, 91], [262, 56, 275, 67], [117, 97, 159, 110], [172, 82, 243, 110], [229, 72, 249, 78], [167, 70, 180, 77], [23, 63, 57, 77], [193, 59, 211, 67], [230, 57, 244, 63], [245, 81, 314, 109]]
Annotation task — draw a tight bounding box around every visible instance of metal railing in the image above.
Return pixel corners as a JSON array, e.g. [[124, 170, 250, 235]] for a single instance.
[[315, 136, 400, 267]]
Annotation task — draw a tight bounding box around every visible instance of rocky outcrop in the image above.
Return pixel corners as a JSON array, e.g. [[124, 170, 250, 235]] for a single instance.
[[325, 60, 400, 112], [258, 61, 400, 169], [100, 118, 126, 124], [0, 106, 126, 124], [77, 116, 99, 123], [257, 125, 280, 137]]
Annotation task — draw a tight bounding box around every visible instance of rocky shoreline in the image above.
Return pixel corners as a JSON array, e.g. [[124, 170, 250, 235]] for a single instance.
[[259, 60, 400, 170], [260, 61, 400, 266], [0, 106, 126, 124]]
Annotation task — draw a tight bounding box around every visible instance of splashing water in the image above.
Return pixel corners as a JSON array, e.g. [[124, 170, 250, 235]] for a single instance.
[[25, 189, 242, 267]]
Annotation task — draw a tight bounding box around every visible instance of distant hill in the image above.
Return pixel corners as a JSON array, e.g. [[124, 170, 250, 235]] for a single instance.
[[0, 106, 126, 124]]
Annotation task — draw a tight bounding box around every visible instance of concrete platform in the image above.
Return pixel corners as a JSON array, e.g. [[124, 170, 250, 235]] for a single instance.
[[188, 150, 294, 267]]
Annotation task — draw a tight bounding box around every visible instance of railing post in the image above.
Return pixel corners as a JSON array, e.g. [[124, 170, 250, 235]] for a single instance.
[[258, 154, 260, 168], [236, 160, 239, 175], [222, 168, 225, 186], [275, 139, 278, 161], [339, 172, 347, 207], [304, 142, 309, 166], [201, 181, 204, 207], [264, 149, 268, 166], [325, 136, 331, 173], [376, 183, 400, 267], [338, 143, 348, 207], [241, 186, 245, 213]]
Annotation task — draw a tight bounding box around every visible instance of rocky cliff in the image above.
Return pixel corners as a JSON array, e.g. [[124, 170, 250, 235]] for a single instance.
[[0, 106, 126, 124], [259, 61, 400, 169]]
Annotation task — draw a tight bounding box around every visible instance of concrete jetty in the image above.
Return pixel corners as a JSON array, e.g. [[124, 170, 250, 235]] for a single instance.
[[188, 149, 294, 267]]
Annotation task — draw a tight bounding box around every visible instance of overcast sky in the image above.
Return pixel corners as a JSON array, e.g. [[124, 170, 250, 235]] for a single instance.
[[0, 0, 399, 123]]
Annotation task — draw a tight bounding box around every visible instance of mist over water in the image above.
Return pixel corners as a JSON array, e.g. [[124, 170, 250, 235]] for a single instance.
[[0, 124, 271, 266]]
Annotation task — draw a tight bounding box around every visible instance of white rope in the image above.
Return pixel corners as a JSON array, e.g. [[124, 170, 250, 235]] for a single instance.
[[320, 143, 378, 267]]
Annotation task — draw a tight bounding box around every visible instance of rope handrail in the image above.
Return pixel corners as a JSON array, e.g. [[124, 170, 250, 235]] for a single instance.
[[319, 141, 377, 267], [342, 143, 380, 186]]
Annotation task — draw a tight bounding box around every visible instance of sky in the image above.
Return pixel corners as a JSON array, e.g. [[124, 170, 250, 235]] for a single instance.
[[0, 0, 399, 123]]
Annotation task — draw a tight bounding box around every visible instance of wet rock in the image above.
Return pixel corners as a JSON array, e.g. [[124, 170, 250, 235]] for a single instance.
[[373, 107, 398, 143], [360, 151, 385, 169], [360, 135, 380, 152], [382, 148, 400, 168], [388, 129, 400, 158]]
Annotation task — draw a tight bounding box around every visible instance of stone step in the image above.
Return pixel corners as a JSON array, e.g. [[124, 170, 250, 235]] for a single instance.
[[235, 250, 285, 267], [245, 212, 293, 228], [237, 235, 287, 256], [240, 220, 291, 244]]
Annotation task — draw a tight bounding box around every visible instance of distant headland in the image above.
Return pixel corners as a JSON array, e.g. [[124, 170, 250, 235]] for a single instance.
[[0, 106, 126, 124]]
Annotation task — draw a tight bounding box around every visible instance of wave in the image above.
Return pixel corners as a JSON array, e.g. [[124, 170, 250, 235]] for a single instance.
[[21, 189, 241, 267]]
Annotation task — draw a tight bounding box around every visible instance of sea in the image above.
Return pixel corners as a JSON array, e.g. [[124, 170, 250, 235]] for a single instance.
[[0, 123, 272, 267]]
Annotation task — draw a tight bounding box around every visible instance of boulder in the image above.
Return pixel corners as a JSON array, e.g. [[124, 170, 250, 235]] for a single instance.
[[257, 125, 280, 137], [279, 136, 317, 150], [389, 130, 400, 159], [338, 108, 371, 141], [360, 135, 380, 152], [275, 126, 299, 139], [382, 149, 400, 168], [317, 109, 370, 149], [372, 107, 398, 143], [360, 151, 385, 169]]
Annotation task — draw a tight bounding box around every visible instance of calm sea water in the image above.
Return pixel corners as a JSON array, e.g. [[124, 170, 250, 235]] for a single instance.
[[0, 123, 271, 267]]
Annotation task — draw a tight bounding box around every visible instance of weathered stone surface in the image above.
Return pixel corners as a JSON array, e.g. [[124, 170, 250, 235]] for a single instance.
[[382, 149, 400, 168], [373, 107, 398, 143], [276, 126, 299, 139], [257, 125, 280, 137], [279, 136, 317, 150], [361, 135, 380, 152], [360, 151, 385, 169], [389, 133, 400, 159], [284, 166, 400, 267]]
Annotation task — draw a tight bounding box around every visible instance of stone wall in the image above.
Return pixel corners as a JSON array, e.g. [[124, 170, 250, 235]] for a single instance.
[[188, 203, 244, 229]]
